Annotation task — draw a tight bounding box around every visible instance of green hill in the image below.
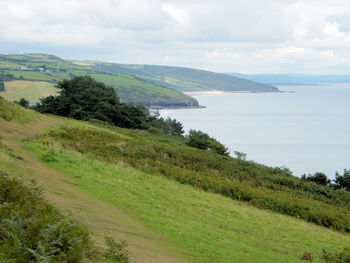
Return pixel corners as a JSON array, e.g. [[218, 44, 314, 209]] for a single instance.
[[88, 62, 279, 92], [0, 54, 198, 107], [0, 97, 349, 263]]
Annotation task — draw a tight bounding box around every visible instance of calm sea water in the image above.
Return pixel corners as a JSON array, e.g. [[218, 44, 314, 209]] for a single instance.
[[160, 85, 350, 178]]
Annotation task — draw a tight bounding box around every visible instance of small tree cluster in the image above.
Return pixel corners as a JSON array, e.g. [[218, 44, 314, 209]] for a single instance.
[[301, 172, 331, 186], [186, 129, 229, 156], [35, 76, 184, 136], [301, 170, 350, 192], [333, 169, 350, 191]]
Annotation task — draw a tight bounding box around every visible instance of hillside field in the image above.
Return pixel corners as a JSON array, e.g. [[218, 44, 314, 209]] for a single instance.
[[2, 80, 58, 103], [0, 54, 198, 107], [0, 97, 349, 263]]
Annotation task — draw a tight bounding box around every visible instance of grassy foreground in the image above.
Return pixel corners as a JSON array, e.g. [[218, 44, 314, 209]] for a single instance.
[[1, 99, 349, 262], [23, 138, 350, 263]]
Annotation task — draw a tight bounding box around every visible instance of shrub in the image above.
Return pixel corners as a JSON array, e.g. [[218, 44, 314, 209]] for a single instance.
[[322, 247, 350, 263], [0, 174, 93, 262], [186, 129, 229, 156], [104, 236, 130, 263]]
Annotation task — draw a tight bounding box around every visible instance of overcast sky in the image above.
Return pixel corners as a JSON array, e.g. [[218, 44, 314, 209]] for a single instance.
[[1, 0, 350, 74]]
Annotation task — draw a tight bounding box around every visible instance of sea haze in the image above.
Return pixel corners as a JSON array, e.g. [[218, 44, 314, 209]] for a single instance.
[[160, 85, 350, 178]]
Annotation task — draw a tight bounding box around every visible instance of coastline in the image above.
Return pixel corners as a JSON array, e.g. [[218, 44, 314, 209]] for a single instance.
[[183, 90, 284, 96], [149, 105, 206, 112]]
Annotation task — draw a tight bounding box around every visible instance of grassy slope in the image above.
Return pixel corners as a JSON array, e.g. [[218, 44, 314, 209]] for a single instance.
[[0, 54, 197, 107], [0, 100, 349, 263], [89, 62, 279, 92]]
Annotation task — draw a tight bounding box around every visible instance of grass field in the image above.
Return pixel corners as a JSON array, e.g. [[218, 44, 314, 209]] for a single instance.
[[0, 100, 349, 262], [2, 80, 58, 103], [23, 140, 350, 263]]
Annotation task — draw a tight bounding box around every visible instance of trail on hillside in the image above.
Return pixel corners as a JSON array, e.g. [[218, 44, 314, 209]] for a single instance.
[[0, 117, 192, 263]]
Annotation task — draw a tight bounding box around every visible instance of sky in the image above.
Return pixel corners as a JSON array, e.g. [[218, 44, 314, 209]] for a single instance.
[[1, 0, 350, 74]]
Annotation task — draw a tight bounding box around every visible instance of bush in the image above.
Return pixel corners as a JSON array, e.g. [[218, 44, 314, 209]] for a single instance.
[[322, 247, 350, 263], [16, 98, 30, 108], [186, 130, 229, 156], [104, 236, 130, 263], [0, 174, 93, 262]]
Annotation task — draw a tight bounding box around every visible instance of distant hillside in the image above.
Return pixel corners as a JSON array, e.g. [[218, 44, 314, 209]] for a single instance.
[[226, 73, 350, 85], [0, 54, 198, 107], [82, 61, 279, 92]]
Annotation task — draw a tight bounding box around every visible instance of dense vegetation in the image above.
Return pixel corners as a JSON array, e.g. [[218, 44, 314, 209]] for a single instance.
[[35, 76, 184, 134], [302, 170, 350, 191], [0, 54, 198, 107], [42, 125, 350, 232], [0, 174, 93, 262], [91, 62, 279, 92]]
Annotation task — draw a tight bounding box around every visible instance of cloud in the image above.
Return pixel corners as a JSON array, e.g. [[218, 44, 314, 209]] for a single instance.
[[0, 0, 350, 73]]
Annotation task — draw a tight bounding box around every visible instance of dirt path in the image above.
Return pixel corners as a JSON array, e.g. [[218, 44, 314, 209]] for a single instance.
[[1, 116, 192, 263]]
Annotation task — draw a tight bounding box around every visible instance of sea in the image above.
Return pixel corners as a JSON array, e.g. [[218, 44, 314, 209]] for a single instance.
[[159, 85, 350, 178]]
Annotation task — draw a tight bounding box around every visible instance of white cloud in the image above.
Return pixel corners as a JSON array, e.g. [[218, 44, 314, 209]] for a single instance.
[[0, 0, 350, 73]]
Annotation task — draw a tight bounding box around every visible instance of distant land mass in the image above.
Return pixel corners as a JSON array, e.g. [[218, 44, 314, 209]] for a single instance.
[[225, 73, 350, 85], [0, 53, 198, 107], [81, 61, 279, 92], [0, 53, 279, 108]]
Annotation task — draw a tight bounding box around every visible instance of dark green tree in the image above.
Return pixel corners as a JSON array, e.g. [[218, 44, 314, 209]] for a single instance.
[[35, 76, 185, 135], [333, 169, 350, 191], [301, 172, 331, 186], [17, 98, 30, 108], [186, 129, 229, 156]]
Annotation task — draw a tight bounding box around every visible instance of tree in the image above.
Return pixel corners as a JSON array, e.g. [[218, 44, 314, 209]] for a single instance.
[[17, 98, 30, 108], [35, 76, 138, 128], [234, 151, 247, 161], [301, 172, 330, 186], [186, 129, 229, 156], [333, 169, 350, 191], [35, 76, 185, 135]]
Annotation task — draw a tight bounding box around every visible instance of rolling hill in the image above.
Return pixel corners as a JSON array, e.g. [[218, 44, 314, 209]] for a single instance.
[[0, 54, 198, 107], [0, 97, 349, 262], [225, 73, 350, 85], [86, 62, 279, 92]]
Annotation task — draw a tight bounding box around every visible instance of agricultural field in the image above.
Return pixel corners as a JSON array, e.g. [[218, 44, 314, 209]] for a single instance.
[[2, 80, 58, 103]]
